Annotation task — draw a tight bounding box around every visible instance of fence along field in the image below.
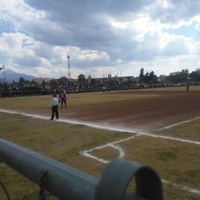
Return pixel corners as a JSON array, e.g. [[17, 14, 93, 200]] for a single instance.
[[0, 86, 200, 200]]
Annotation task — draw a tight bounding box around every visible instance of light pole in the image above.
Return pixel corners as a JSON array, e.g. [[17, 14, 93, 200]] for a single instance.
[[67, 55, 70, 79]]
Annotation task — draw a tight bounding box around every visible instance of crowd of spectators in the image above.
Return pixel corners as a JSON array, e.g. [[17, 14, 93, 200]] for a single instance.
[[0, 75, 199, 98]]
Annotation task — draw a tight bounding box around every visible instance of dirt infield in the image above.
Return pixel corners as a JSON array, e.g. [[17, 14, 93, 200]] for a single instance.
[[57, 90, 200, 131], [11, 89, 200, 132]]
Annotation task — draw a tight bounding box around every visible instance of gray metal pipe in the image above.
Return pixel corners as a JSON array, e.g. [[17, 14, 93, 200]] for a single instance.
[[0, 138, 163, 200], [0, 138, 97, 200]]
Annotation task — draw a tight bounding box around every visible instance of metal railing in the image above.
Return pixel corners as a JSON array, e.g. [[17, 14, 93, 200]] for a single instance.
[[0, 138, 163, 200]]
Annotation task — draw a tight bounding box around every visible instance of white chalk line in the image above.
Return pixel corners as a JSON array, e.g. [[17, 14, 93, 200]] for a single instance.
[[0, 109, 199, 145], [151, 116, 200, 132], [78, 116, 200, 195], [1, 109, 200, 195], [0, 109, 140, 133], [162, 180, 200, 195], [81, 144, 126, 164], [80, 135, 139, 164], [81, 133, 200, 195]]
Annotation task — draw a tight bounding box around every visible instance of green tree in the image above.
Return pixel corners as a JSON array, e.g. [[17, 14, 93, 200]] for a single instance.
[[41, 80, 46, 89], [144, 72, 149, 83], [141, 71, 158, 83], [59, 76, 67, 81], [19, 77, 25, 84], [190, 68, 200, 81], [139, 68, 144, 82], [149, 71, 158, 83], [78, 74, 86, 83], [90, 78, 96, 86], [180, 69, 189, 81], [167, 69, 189, 83], [127, 77, 133, 88]]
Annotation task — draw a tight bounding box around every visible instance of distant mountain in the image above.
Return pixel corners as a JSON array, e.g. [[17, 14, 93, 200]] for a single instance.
[[0, 69, 37, 82]]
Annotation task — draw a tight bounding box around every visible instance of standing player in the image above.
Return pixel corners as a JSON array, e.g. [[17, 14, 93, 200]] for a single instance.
[[186, 83, 190, 91], [50, 94, 59, 120], [59, 89, 67, 109]]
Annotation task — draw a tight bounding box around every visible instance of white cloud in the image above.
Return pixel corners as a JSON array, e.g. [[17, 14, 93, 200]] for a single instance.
[[0, 0, 200, 79]]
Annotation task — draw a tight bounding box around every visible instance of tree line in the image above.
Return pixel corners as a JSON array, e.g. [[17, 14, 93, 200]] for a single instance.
[[78, 68, 200, 84]]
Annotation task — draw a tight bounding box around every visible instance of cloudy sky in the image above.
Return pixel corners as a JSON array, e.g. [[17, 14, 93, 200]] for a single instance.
[[0, 0, 200, 79]]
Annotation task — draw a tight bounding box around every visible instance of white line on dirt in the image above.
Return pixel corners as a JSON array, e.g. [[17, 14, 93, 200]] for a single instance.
[[0, 109, 199, 145], [0, 109, 140, 133], [152, 116, 200, 131], [1, 109, 200, 195], [162, 180, 200, 195]]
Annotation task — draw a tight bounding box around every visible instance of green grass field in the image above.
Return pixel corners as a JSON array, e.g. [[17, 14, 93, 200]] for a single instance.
[[0, 87, 200, 200]]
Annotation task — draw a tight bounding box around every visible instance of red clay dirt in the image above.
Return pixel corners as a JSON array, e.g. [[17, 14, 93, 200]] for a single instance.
[[55, 90, 200, 132]]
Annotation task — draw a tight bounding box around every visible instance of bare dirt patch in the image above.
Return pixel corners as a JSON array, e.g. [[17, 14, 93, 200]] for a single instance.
[[59, 90, 200, 131], [22, 90, 200, 132]]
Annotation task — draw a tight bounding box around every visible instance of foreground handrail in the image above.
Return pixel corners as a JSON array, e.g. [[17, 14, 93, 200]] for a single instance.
[[0, 138, 163, 200]]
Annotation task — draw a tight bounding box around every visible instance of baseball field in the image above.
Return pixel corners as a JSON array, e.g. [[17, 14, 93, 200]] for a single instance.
[[0, 86, 200, 200]]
